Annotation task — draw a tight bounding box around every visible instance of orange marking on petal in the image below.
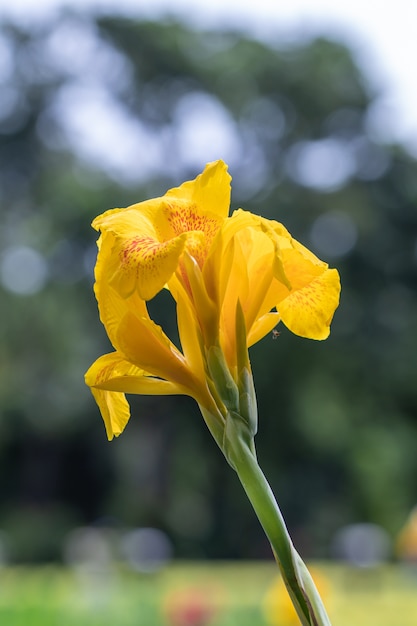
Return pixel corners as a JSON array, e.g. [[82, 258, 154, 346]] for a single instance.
[[164, 203, 222, 267], [120, 236, 168, 276], [112, 230, 187, 300]]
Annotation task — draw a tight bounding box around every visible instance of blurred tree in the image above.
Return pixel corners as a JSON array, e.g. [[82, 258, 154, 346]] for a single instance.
[[0, 10, 416, 561]]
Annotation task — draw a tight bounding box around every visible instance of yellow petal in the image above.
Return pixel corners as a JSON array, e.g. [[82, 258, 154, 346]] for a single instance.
[[85, 353, 135, 441], [247, 312, 281, 347], [279, 245, 328, 291], [252, 215, 341, 340], [278, 267, 341, 339], [95, 221, 188, 300], [205, 212, 261, 348], [218, 236, 248, 365], [89, 386, 131, 441], [234, 227, 277, 331], [94, 231, 151, 349], [214, 220, 278, 358], [165, 159, 231, 220], [202, 220, 235, 309], [180, 252, 219, 346], [85, 352, 182, 394], [210, 210, 284, 315], [171, 275, 208, 382], [116, 311, 198, 392], [86, 353, 188, 440]]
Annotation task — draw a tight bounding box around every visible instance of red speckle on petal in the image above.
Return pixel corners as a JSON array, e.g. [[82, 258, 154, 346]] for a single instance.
[[165, 203, 221, 267], [119, 235, 174, 282]]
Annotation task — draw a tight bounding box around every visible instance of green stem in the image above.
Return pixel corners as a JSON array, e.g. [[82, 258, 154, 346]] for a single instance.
[[226, 423, 332, 626]]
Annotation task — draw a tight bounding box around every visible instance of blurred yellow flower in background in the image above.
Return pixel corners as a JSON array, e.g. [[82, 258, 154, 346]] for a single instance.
[[396, 506, 417, 562], [263, 568, 331, 626]]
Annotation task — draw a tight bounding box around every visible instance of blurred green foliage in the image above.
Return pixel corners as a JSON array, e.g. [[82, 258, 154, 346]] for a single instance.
[[0, 10, 416, 562]]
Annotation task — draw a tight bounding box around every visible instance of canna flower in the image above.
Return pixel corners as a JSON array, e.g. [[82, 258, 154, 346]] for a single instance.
[[85, 159, 340, 626], [85, 160, 340, 441]]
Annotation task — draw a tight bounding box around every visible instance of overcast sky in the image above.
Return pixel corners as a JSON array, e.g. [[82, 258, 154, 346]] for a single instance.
[[2, 0, 417, 154]]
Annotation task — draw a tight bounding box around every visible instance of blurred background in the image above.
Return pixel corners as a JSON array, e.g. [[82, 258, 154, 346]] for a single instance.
[[0, 0, 417, 611]]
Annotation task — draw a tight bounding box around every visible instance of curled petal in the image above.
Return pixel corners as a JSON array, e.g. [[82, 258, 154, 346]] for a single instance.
[[90, 387, 130, 441], [86, 352, 183, 393], [94, 231, 149, 349], [116, 311, 201, 394], [254, 215, 341, 340], [86, 353, 187, 440], [278, 268, 341, 339], [97, 223, 188, 301], [85, 353, 134, 439]]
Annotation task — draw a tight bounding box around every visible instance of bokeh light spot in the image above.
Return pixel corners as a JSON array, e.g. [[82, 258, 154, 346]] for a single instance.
[[353, 137, 390, 181], [0, 34, 13, 82], [287, 138, 355, 191], [121, 527, 173, 573], [1, 245, 48, 295], [332, 523, 391, 568], [174, 91, 241, 169], [310, 210, 357, 258]]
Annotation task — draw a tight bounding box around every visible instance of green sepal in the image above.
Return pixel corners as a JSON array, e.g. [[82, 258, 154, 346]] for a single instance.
[[238, 366, 258, 438], [223, 409, 256, 469], [235, 299, 250, 375], [206, 345, 239, 413], [235, 299, 258, 437]]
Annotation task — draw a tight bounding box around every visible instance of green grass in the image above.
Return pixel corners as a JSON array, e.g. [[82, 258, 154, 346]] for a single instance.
[[0, 562, 416, 625]]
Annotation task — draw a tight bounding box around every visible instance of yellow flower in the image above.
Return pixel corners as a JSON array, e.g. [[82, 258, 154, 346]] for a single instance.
[[85, 160, 340, 439]]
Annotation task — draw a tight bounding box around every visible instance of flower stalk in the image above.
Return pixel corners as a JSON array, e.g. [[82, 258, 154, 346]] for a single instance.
[[199, 303, 331, 625], [223, 413, 331, 626], [200, 383, 332, 625]]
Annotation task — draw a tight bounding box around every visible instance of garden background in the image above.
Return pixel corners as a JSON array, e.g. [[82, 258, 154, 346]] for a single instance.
[[0, 4, 417, 624]]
